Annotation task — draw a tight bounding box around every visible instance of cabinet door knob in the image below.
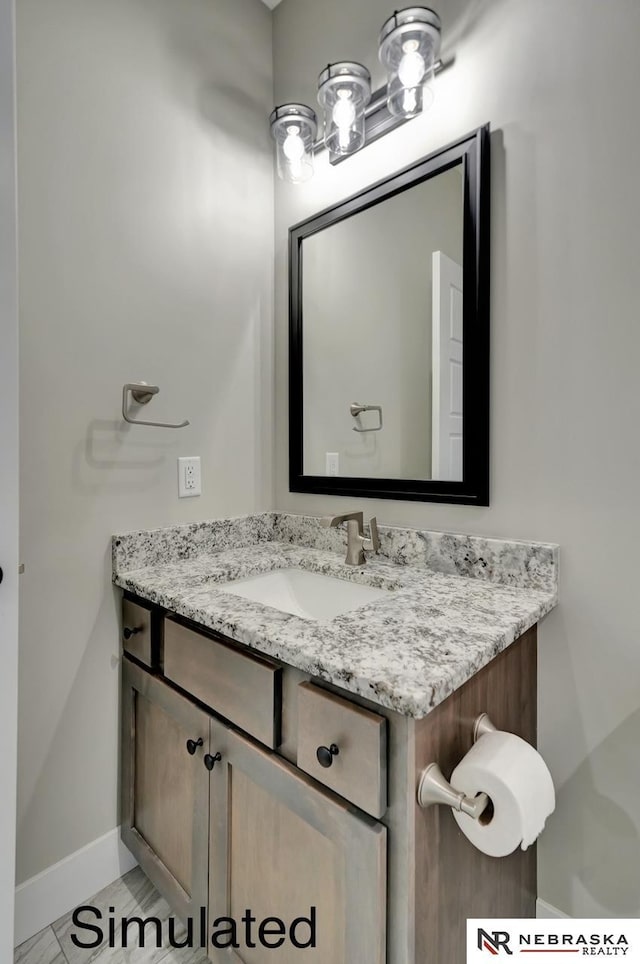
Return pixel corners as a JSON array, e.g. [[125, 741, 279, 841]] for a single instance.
[[316, 744, 340, 768], [204, 752, 222, 771], [186, 737, 203, 755], [123, 626, 142, 640]]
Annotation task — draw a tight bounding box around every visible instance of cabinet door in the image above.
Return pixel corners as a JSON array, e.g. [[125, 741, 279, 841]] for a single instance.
[[121, 658, 211, 923], [208, 719, 387, 964]]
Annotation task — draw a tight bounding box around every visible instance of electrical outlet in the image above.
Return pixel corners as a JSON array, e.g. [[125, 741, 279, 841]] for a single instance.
[[178, 456, 201, 498], [326, 452, 339, 476]]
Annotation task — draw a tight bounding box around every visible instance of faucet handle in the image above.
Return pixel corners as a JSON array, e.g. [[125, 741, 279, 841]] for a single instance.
[[321, 511, 364, 531], [366, 517, 380, 553]]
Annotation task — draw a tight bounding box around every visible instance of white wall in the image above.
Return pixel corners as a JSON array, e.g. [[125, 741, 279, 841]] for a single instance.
[[274, 0, 640, 918], [16, 0, 273, 884], [302, 170, 462, 479], [0, 0, 19, 953]]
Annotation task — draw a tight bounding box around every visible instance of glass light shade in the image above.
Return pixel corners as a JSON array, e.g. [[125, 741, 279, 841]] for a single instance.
[[317, 62, 372, 156], [379, 7, 441, 118], [270, 104, 317, 183]]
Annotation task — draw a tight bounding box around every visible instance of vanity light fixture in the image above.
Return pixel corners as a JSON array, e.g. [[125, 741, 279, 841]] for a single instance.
[[317, 62, 372, 156], [269, 8, 447, 180], [378, 7, 442, 118], [269, 104, 317, 183]]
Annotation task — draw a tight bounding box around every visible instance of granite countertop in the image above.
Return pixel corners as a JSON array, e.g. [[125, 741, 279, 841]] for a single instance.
[[112, 513, 558, 719]]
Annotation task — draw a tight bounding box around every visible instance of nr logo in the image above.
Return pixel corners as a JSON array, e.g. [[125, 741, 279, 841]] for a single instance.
[[477, 929, 513, 955]]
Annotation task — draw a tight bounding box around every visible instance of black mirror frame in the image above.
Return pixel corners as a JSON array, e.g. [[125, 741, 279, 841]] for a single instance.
[[289, 124, 490, 506]]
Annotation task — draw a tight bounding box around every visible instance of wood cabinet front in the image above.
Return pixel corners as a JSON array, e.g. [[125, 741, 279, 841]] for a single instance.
[[120, 594, 539, 964], [121, 658, 211, 923], [164, 617, 282, 748], [122, 597, 155, 667], [296, 681, 388, 819], [207, 718, 387, 964]]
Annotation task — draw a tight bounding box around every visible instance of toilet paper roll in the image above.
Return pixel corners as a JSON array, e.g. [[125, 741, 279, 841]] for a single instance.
[[450, 730, 555, 858]]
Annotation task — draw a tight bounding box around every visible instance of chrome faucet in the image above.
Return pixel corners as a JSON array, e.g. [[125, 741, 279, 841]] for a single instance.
[[321, 511, 380, 566]]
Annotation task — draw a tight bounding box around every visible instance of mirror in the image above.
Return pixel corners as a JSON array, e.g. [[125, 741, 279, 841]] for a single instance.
[[289, 125, 490, 505]]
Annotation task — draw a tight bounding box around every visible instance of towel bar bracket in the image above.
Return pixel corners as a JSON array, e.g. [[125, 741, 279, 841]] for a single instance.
[[350, 402, 383, 433], [122, 382, 189, 429], [130, 384, 157, 405]]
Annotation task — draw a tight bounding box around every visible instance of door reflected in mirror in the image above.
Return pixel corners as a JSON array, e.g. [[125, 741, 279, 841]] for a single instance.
[[302, 166, 463, 482]]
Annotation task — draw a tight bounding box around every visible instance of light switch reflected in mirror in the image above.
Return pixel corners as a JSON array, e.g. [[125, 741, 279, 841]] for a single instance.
[[302, 165, 464, 483]]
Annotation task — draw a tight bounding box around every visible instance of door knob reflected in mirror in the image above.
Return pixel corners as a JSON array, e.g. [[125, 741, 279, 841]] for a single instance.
[[0, 565, 24, 584]]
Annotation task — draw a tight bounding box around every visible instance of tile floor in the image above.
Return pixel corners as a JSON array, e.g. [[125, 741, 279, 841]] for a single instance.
[[14, 867, 209, 964]]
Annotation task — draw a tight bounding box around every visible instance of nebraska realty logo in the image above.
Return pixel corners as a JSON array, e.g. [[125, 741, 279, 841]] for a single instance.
[[467, 920, 637, 960], [477, 929, 513, 954]]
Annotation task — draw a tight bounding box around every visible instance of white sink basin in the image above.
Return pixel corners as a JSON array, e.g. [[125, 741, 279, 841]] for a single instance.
[[220, 568, 391, 621]]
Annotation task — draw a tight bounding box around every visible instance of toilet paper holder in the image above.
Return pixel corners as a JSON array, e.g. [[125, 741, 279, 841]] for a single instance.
[[417, 713, 496, 819]]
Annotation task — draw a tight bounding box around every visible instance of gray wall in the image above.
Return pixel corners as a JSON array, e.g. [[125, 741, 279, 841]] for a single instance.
[[1, 0, 19, 950], [274, 0, 640, 917], [302, 170, 463, 479], [16, 0, 273, 883]]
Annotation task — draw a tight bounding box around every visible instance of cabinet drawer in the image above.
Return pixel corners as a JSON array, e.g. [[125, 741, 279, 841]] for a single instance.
[[122, 599, 154, 668], [163, 618, 282, 748], [297, 682, 387, 819]]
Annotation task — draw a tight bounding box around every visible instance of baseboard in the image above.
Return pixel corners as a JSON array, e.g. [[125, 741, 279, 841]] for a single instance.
[[537, 898, 570, 919], [14, 827, 138, 947]]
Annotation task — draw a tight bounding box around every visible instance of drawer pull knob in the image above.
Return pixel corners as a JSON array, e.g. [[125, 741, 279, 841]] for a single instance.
[[123, 626, 142, 640], [204, 752, 222, 771], [186, 737, 203, 755], [316, 744, 340, 768]]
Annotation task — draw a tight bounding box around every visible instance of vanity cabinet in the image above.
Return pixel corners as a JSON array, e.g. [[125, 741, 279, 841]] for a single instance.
[[121, 614, 387, 963], [120, 599, 537, 964]]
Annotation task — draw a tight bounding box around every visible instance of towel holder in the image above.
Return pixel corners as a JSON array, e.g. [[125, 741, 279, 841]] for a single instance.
[[122, 382, 190, 429], [417, 713, 497, 819], [350, 402, 383, 432]]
